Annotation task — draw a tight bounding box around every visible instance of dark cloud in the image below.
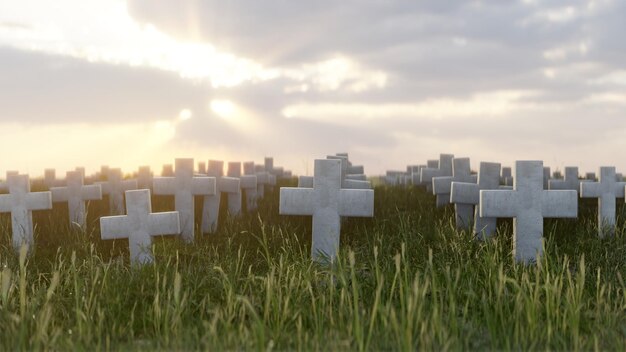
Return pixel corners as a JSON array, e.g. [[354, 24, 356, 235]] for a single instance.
[[0, 47, 208, 123]]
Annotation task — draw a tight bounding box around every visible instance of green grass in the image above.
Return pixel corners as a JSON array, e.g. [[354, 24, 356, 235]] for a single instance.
[[0, 181, 625, 350]]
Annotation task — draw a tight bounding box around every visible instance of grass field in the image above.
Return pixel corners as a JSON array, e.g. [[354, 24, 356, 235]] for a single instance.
[[0, 179, 625, 350]]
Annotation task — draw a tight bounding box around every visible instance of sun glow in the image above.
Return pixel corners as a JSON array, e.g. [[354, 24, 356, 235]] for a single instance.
[[210, 99, 237, 119], [178, 109, 193, 121]]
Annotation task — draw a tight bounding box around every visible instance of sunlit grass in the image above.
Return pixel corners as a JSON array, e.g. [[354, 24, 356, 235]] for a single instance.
[[0, 181, 624, 350]]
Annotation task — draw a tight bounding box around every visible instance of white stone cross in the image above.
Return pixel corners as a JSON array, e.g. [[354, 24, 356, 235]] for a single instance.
[[480, 161, 577, 264], [432, 157, 477, 208], [580, 166, 626, 238], [327, 155, 371, 189], [44, 168, 62, 188], [136, 166, 153, 190], [451, 162, 502, 238], [227, 162, 257, 214], [97, 168, 137, 215], [197, 162, 207, 175], [255, 171, 271, 199], [501, 167, 513, 186], [201, 160, 241, 234], [549, 167, 584, 193], [0, 171, 18, 192], [161, 164, 174, 177], [280, 159, 374, 262], [51, 171, 102, 228], [243, 161, 260, 210], [0, 174, 52, 250], [100, 189, 180, 264], [543, 166, 550, 190], [421, 154, 454, 192], [153, 158, 215, 242]]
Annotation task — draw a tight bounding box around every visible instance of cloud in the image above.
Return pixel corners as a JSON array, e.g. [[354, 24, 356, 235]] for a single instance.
[[1, 0, 626, 175], [0, 47, 208, 123]]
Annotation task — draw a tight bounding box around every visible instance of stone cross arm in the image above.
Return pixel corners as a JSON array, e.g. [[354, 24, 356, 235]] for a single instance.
[[0, 195, 12, 212], [480, 190, 519, 218], [51, 184, 101, 202], [98, 179, 137, 194], [191, 177, 216, 195], [451, 182, 479, 205], [279, 187, 373, 217], [101, 211, 180, 240], [153, 177, 216, 195], [420, 168, 444, 184], [481, 190, 577, 218], [280, 188, 314, 215], [26, 192, 53, 211], [581, 180, 626, 198], [240, 175, 257, 190], [542, 191, 578, 217], [219, 177, 240, 193], [339, 189, 374, 217]]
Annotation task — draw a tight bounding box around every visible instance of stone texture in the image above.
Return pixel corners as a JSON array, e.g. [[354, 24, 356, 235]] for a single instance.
[[100, 189, 180, 264], [96, 168, 137, 215], [480, 161, 577, 264], [549, 167, 584, 193], [451, 162, 502, 238], [0, 174, 52, 250], [201, 160, 240, 234], [543, 167, 550, 190], [501, 167, 513, 186], [421, 154, 454, 192], [580, 166, 626, 238], [280, 159, 374, 262], [51, 171, 102, 228], [153, 158, 216, 242], [136, 166, 153, 190], [161, 164, 174, 177], [432, 157, 477, 209]]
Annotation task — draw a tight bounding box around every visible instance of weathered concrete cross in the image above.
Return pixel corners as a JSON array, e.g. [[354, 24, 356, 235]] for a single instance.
[[280, 159, 374, 262], [100, 189, 180, 264], [432, 157, 477, 208], [201, 160, 240, 234], [580, 166, 626, 237], [153, 158, 215, 242], [480, 161, 578, 264], [0, 174, 52, 250], [451, 162, 504, 236], [51, 171, 102, 228]]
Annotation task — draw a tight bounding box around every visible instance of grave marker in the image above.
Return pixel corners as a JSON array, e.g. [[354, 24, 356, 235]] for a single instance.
[[432, 157, 477, 208], [480, 161, 577, 263], [50, 171, 102, 228], [280, 159, 374, 262], [198, 162, 207, 175], [162, 164, 174, 177], [501, 167, 513, 186], [97, 168, 137, 215], [451, 162, 502, 238], [0, 174, 52, 250], [243, 162, 260, 211], [543, 167, 550, 190], [44, 168, 62, 188], [549, 167, 584, 193], [100, 189, 180, 264], [153, 158, 216, 242], [201, 160, 240, 233], [580, 167, 626, 238], [136, 166, 153, 190], [421, 154, 454, 192]]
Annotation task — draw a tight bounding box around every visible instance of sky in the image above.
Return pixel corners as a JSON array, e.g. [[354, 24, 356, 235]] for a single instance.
[[0, 0, 625, 177]]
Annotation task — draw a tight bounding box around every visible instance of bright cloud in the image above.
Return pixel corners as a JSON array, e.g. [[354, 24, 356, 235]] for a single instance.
[[282, 90, 543, 123]]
